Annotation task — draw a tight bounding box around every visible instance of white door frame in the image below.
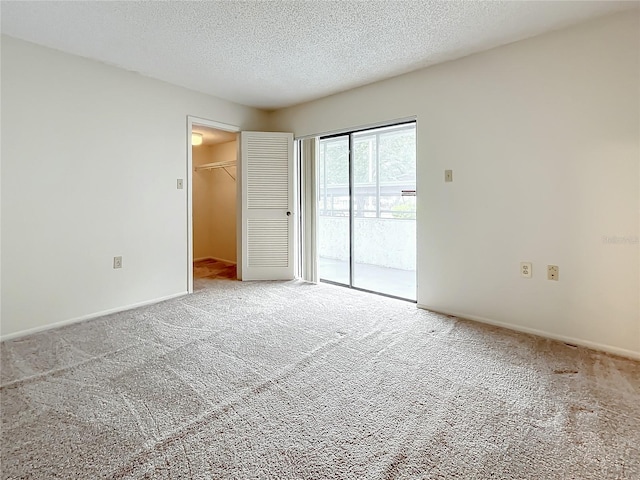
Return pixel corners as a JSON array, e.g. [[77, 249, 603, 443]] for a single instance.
[[186, 116, 240, 294]]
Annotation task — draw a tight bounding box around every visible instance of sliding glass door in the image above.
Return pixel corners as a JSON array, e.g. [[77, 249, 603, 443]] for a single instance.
[[318, 135, 350, 285], [318, 122, 416, 301]]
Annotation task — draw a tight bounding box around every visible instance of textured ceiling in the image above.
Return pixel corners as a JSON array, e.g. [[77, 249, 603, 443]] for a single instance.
[[1, 1, 636, 109]]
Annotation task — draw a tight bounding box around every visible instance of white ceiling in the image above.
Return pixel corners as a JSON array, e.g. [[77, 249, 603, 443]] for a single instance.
[[1, 1, 636, 110], [192, 126, 237, 146]]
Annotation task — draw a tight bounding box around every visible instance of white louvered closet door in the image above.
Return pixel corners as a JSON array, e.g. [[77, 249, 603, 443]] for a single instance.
[[240, 132, 294, 280]]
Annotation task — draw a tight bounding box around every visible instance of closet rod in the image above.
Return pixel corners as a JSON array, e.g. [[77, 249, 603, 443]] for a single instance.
[[194, 160, 236, 172]]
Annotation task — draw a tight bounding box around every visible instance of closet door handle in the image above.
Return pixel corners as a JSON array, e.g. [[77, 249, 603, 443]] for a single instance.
[[286, 211, 291, 216]]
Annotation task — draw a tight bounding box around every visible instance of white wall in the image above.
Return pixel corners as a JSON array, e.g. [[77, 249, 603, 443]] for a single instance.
[[271, 12, 640, 357], [192, 145, 215, 260], [0, 36, 268, 337], [207, 140, 238, 263]]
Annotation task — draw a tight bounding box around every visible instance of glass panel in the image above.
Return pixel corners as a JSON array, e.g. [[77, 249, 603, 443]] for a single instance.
[[352, 124, 416, 300], [318, 136, 350, 285]]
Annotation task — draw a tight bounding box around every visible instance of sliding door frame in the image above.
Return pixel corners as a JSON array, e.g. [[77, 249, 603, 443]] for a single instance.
[[318, 119, 417, 302], [348, 133, 355, 288]]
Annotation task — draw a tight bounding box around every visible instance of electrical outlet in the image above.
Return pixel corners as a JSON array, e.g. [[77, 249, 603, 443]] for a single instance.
[[445, 170, 453, 182], [177, 179, 184, 189], [520, 262, 532, 278], [113, 256, 123, 269], [547, 265, 558, 281]]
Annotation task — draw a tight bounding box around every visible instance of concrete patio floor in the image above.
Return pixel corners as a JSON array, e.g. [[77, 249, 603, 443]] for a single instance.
[[319, 257, 416, 301]]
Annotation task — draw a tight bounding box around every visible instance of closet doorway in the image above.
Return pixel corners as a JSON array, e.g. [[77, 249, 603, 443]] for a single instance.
[[189, 120, 239, 287]]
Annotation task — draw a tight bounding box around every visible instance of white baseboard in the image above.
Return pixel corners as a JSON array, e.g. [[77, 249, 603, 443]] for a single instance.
[[193, 256, 237, 265], [1, 292, 188, 342], [417, 305, 640, 361]]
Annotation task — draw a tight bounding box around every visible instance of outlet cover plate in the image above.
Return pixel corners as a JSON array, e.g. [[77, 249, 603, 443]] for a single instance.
[[547, 265, 559, 280], [113, 256, 123, 269], [520, 262, 532, 278]]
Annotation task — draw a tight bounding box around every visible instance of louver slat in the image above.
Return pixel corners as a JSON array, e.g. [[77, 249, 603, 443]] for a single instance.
[[247, 219, 289, 267], [246, 135, 289, 209]]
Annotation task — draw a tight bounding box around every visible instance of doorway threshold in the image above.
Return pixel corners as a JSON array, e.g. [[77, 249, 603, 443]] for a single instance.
[[319, 278, 417, 303]]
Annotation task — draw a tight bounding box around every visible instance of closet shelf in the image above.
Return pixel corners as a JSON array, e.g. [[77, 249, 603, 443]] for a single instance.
[[195, 160, 236, 172]]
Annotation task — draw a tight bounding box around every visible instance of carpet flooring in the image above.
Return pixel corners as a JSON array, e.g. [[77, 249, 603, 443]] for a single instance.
[[1, 278, 639, 479]]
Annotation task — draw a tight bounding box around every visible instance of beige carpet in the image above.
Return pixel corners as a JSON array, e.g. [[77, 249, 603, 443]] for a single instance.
[[1, 278, 639, 479]]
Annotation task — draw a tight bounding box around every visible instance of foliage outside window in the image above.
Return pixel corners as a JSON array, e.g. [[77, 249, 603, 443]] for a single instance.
[[319, 124, 416, 219]]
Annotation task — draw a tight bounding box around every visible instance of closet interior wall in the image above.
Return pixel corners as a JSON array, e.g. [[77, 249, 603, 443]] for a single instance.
[[193, 139, 238, 264]]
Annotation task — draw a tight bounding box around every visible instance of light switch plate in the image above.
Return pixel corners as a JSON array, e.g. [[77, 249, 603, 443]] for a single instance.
[[547, 265, 559, 281], [113, 256, 122, 269], [445, 170, 453, 182], [177, 179, 184, 189]]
